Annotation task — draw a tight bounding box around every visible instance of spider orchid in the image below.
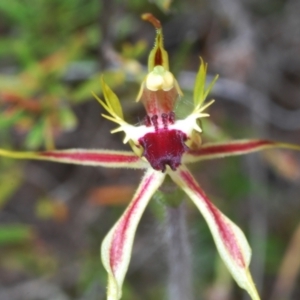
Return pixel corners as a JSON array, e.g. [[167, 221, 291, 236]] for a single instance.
[[1, 13, 300, 300]]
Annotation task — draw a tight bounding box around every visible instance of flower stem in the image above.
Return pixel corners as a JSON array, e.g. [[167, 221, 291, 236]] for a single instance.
[[165, 202, 194, 300]]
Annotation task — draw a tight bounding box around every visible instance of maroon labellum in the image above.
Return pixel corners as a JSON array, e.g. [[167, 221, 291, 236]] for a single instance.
[[139, 112, 188, 171]]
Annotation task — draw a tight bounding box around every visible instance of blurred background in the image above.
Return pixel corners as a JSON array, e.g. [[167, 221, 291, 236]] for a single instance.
[[0, 0, 300, 299]]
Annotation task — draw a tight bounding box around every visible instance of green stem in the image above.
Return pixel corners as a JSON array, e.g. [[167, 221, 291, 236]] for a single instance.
[[165, 202, 194, 300]]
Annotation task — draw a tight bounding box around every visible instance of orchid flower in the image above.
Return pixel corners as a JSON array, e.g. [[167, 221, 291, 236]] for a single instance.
[[1, 13, 300, 300]]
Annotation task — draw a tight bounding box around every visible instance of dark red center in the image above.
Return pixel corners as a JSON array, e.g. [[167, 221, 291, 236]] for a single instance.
[[138, 128, 188, 172]]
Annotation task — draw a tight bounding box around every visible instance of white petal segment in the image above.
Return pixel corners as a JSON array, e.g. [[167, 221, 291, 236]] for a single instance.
[[169, 99, 214, 136], [101, 169, 166, 300], [168, 166, 260, 300], [0, 148, 148, 169]]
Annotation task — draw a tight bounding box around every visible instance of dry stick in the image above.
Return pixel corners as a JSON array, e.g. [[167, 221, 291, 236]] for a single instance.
[[271, 222, 300, 300], [165, 202, 194, 300]]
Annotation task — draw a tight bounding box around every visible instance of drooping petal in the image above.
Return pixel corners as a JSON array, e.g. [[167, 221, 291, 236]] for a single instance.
[[183, 139, 300, 164], [169, 166, 260, 300], [0, 148, 148, 169], [101, 169, 165, 300]]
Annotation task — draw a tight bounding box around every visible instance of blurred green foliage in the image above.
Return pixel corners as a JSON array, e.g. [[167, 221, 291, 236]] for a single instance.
[[0, 224, 33, 245], [0, 0, 100, 64], [0, 0, 100, 150]]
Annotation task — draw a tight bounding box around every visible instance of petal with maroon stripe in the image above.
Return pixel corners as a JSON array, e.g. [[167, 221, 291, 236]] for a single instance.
[[169, 166, 260, 300], [0, 148, 148, 169], [101, 169, 165, 300], [183, 139, 300, 163]]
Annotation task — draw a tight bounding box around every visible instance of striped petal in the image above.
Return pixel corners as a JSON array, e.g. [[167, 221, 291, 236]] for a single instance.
[[0, 148, 148, 169], [183, 139, 300, 163], [169, 166, 260, 300], [101, 169, 165, 300]]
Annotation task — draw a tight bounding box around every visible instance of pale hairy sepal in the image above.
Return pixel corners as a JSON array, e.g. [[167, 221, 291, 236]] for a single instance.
[[101, 169, 166, 300], [183, 139, 300, 164], [168, 166, 260, 300], [0, 148, 148, 169]]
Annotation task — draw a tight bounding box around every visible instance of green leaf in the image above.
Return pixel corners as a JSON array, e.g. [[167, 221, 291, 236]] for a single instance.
[[152, 0, 173, 12], [71, 71, 125, 103], [59, 107, 77, 131], [194, 57, 207, 107], [0, 0, 28, 24], [24, 118, 45, 149], [101, 77, 124, 119], [0, 110, 25, 129], [204, 74, 219, 101], [0, 225, 33, 246], [71, 75, 103, 103], [194, 58, 218, 108]]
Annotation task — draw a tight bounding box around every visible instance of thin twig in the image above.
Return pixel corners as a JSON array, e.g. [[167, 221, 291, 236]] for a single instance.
[[165, 202, 194, 300]]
